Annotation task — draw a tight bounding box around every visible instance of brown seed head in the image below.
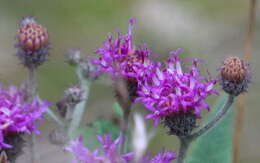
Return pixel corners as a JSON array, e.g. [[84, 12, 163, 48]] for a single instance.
[[221, 56, 247, 83], [17, 20, 48, 52]]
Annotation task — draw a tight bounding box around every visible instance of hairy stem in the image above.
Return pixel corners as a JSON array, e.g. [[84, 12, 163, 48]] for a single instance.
[[67, 63, 91, 140], [176, 138, 191, 163], [176, 95, 235, 162], [28, 68, 37, 99], [188, 95, 234, 139], [28, 67, 37, 163], [120, 110, 130, 154]]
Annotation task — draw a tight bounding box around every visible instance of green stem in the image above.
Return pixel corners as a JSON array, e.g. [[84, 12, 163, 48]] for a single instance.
[[188, 95, 234, 140], [176, 138, 191, 163], [28, 67, 37, 163], [176, 94, 235, 163], [120, 109, 130, 153], [67, 63, 91, 140]]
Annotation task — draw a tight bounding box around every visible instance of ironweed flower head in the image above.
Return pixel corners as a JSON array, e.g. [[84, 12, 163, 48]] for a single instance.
[[0, 85, 49, 148], [92, 19, 154, 101], [67, 134, 176, 163], [67, 134, 133, 163], [136, 49, 218, 136], [16, 17, 50, 68], [220, 56, 250, 96], [142, 151, 176, 163]]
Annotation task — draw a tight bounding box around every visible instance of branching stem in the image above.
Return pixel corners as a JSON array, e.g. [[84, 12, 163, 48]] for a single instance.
[[176, 95, 235, 163]]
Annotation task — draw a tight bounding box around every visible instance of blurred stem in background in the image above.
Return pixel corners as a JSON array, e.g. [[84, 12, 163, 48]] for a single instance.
[[66, 63, 92, 140], [46, 50, 95, 142], [233, 0, 257, 162], [114, 77, 132, 154]]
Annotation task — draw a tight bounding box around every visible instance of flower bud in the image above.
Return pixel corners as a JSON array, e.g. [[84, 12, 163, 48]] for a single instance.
[[66, 49, 82, 65], [16, 17, 50, 68], [56, 84, 85, 117], [64, 84, 85, 104], [220, 57, 250, 96]]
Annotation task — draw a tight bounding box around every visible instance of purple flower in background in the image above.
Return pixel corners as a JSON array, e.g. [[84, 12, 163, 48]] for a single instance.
[[67, 134, 176, 163], [67, 134, 133, 163], [0, 85, 49, 148], [136, 48, 218, 135], [143, 151, 176, 163]]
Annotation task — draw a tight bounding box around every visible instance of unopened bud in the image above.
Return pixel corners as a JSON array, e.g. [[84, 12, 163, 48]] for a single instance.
[[220, 57, 250, 96], [64, 84, 84, 104], [66, 49, 82, 65], [16, 17, 50, 68], [56, 84, 85, 118]]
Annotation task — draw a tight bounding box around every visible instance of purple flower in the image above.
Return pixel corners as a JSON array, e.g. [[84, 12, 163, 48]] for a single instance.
[[142, 151, 176, 163], [91, 19, 153, 81], [136, 48, 218, 126], [67, 134, 176, 163], [0, 85, 49, 148], [66, 134, 133, 163]]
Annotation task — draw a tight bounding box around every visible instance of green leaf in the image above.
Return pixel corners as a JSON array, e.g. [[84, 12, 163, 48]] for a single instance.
[[113, 102, 123, 118], [76, 118, 120, 149], [186, 94, 234, 163]]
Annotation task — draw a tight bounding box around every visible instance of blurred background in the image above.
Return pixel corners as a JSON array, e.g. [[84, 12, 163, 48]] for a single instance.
[[0, 0, 259, 162]]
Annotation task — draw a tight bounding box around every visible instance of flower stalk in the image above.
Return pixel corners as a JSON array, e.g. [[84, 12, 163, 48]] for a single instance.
[[27, 67, 38, 163], [176, 138, 191, 163], [176, 94, 235, 163], [67, 63, 92, 140], [120, 107, 131, 154]]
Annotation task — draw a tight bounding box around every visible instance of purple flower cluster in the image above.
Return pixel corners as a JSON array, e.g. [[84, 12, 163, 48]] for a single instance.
[[0, 86, 49, 148], [91, 19, 218, 128], [67, 134, 175, 163], [91, 19, 153, 81], [142, 151, 176, 163], [136, 49, 218, 126], [67, 135, 133, 163]]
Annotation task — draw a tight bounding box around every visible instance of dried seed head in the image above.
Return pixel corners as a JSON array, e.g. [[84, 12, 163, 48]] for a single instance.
[[220, 57, 250, 96], [16, 17, 50, 68]]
